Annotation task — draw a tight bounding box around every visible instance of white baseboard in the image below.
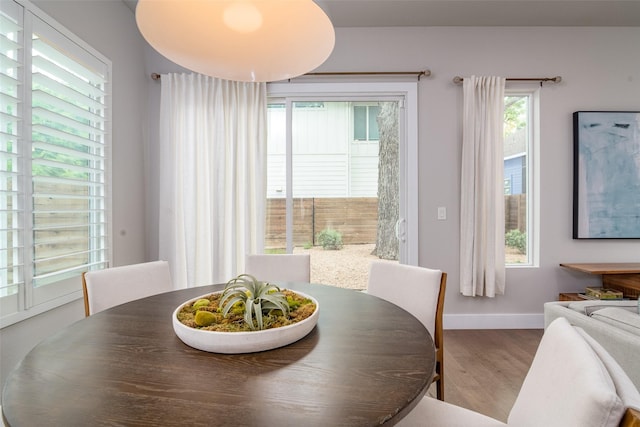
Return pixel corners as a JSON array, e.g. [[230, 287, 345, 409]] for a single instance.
[[444, 313, 544, 330]]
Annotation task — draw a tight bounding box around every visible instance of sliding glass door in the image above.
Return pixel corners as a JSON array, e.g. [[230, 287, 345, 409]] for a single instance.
[[266, 82, 418, 289]]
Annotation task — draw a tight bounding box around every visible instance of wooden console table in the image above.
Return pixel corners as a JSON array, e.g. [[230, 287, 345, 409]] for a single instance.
[[559, 263, 640, 300], [558, 292, 583, 302]]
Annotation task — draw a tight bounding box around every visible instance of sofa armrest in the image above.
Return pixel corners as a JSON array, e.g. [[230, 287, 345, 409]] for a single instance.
[[544, 301, 572, 328], [544, 301, 640, 390]]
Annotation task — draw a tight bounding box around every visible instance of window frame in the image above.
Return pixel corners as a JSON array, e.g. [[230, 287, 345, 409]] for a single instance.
[[0, 0, 112, 328], [267, 81, 419, 266], [352, 102, 381, 143], [504, 86, 539, 268]]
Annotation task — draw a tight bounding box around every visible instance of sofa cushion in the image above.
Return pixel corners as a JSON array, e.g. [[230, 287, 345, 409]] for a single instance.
[[590, 307, 640, 336], [575, 328, 640, 413], [508, 318, 625, 427], [567, 300, 638, 316]]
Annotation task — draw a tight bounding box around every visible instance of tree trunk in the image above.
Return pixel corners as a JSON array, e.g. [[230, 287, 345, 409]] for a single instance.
[[373, 102, 399, 260]]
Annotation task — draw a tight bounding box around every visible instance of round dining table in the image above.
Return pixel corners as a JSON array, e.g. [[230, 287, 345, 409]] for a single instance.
[[2, 282, 435, 426]]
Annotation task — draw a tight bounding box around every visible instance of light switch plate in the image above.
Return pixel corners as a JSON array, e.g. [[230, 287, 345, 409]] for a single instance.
[[437, 207, 446, 220]]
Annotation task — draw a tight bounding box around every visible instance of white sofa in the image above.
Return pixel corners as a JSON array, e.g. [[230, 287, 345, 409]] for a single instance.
[[544, 300, 640, 389], [400, 317, 640, 427]]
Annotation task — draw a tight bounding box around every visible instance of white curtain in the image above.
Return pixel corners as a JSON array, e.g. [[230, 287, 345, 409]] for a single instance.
[[459, 76, 506, 297], [158, 73, 267, 288]]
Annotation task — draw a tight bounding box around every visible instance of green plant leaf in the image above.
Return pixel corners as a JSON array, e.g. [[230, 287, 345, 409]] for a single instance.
[[220, 295, 245, 317], [244, 298, 253, 330], [254, 300, 263, 330], [221, 273, 293, 330], [261, 293, 289, 314]]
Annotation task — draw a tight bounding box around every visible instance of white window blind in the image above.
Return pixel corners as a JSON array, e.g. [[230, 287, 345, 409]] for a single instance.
[[0, 0, 24, 310], [1, 0, 111, 326]]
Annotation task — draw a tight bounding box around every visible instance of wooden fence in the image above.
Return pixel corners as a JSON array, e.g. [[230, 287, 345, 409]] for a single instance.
[[265, 195, 526, 248], [265, 197, 378, 248], [505, 194, 527, 233], [32, 181, 90, 275]]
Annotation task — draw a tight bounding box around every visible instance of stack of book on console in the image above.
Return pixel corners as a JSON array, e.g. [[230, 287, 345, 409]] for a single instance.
[[578, 287, 624, 300]]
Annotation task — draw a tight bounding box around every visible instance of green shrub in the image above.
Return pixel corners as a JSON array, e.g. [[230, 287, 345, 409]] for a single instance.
[[265, 248, 286, 254], [317, 228, 343, 250], [505, 229, 526, 254]]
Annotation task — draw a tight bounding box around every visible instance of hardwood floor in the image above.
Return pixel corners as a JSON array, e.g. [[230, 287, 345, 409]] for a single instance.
[[427, 329, 544, 423]]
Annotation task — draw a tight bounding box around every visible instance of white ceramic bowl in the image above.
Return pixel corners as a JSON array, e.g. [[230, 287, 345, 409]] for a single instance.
[[172, 290, 319, 354]]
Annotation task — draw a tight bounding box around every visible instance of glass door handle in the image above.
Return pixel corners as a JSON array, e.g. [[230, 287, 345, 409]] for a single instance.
[[395, 218, 406, 243]]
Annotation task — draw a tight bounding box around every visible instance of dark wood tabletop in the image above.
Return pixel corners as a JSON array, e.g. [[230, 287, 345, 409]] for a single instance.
[[2, 282, 435, 426]]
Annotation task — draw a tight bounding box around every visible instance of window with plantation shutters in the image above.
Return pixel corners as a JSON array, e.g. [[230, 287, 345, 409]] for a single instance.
[[1, 0, 111, 326]]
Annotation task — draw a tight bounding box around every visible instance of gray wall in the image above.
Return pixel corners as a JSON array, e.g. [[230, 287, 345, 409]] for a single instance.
[[0, 0, 148, 393], [144, 26, 640, 328], [324, 27, 640, 327]]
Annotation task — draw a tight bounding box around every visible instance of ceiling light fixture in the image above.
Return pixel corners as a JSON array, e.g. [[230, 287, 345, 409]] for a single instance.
[[136, 0, 335, 83]]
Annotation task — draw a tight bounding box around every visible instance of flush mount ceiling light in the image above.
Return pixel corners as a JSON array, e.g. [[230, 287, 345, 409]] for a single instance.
[[136, 0, 335, 82]]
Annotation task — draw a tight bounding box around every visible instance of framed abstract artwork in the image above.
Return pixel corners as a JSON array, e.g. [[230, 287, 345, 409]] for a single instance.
[[573, 111, 640, 239]]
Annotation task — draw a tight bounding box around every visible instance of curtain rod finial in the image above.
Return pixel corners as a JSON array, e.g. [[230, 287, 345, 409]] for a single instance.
[[420, 69, 432, 80]]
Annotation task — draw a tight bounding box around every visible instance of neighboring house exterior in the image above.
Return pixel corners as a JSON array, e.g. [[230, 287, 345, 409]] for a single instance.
[[504, 127, 527, 195], [505, 154, 526, 195], [266, 102, 380, 198], [268, 102, 529, 198]]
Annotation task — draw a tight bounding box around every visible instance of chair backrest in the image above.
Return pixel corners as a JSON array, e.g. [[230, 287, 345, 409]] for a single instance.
[[244, 254, 311, 283], [508, 317, 639, 427], [366, 261, 445, 339], [82, 260, 173, 316]]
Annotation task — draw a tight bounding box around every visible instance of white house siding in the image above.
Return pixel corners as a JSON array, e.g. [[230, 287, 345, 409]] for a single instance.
[[267, 154, 350, 198], [266, 155, 286, 197], [350, 142, 379, 197], [268, 102, 350, 155], [267, 102, 379, 198]]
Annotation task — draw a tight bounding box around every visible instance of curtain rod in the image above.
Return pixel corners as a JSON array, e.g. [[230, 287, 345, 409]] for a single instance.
[[452, 76, 562, 84], [303, 70, 431, 80], [151, 70, 431, 81]]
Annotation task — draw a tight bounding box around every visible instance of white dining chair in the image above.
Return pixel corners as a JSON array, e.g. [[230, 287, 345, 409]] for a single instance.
[[398, 317, 640, 427], [82, 260, 173, 316], [244, 253, 311, 283], [367, 261, 447, 400]]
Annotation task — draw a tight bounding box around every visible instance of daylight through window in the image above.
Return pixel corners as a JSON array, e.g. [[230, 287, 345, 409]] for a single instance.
[[1, 0, 111, 326], [504, 91, 537, 266]]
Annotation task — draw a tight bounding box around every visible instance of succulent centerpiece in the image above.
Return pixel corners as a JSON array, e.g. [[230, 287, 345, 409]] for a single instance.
[[172, 274, 319, 353]]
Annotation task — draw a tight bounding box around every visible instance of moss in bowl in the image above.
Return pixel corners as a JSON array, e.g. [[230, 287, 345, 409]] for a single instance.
[[173, 274, 319, 353]]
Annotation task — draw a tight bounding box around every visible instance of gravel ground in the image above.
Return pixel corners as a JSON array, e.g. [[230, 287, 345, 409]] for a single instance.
[[294, 243, 397, 290], [295, 244, 525, 289], [505, 247, 527, 264]]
